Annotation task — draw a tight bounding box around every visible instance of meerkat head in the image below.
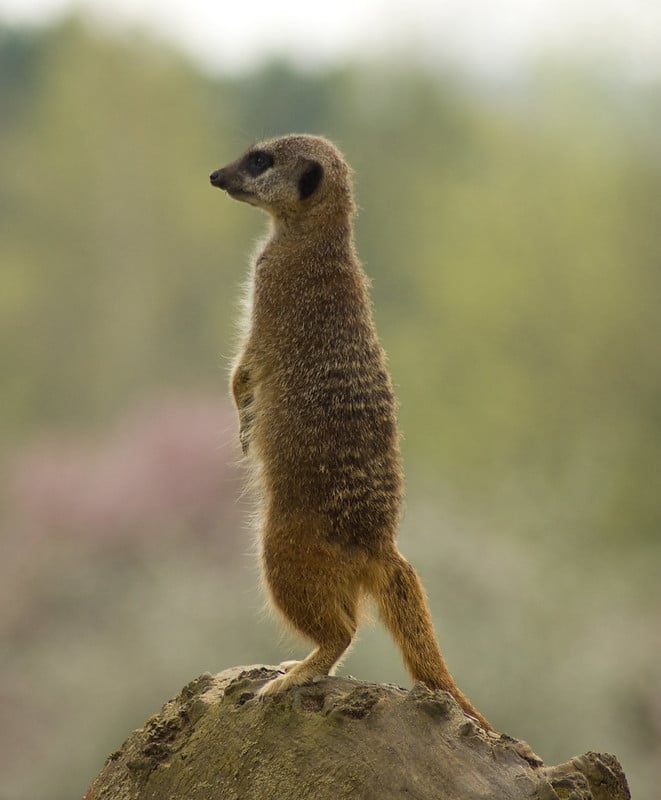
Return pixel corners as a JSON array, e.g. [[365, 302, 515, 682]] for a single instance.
[[209, 134, 355, 226]]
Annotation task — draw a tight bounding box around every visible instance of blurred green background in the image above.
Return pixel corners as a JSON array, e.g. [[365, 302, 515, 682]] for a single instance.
[[1, 12, 660, 800]]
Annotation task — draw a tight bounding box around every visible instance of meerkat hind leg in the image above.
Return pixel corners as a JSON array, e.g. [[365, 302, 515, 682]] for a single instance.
[[259, 635, 352, 697], [258, 579, 358, 696], [259, 524, 361, 697]]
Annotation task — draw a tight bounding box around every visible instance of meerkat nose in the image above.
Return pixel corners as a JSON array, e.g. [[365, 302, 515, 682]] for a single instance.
[[209, 169, 227, 188]]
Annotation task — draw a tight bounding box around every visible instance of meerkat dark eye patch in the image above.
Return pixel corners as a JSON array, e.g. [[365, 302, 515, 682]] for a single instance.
[[244, 150, 274, 177], [298, 161, 324, 200]]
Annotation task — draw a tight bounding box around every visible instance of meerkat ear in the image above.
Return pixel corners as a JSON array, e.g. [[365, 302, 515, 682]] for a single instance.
[[298, 161, 324, 200]]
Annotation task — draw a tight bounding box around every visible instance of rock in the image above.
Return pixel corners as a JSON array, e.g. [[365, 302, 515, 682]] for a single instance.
[[84, 666, 630, 800]]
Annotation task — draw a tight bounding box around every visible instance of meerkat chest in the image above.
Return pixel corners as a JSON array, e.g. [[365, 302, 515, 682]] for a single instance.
[[251, 259, 360, 355]]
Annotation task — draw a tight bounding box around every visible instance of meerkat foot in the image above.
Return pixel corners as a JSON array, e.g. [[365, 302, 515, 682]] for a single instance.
[[258, 662, 328, 698], [258, 671, 308, 698], [277, 660, 301, 672]]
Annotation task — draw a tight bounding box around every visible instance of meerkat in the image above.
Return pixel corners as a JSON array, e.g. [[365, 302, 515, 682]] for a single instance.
[[209, 134, 493, 731]]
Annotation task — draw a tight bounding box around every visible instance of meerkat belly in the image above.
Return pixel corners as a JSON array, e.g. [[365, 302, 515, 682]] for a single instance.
[[255, 345, 403, 545]]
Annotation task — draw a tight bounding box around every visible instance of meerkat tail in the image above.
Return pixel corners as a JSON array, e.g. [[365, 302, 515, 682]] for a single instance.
[[373, 549, 494, 732]]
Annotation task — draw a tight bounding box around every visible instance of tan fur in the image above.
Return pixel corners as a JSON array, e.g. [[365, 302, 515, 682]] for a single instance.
[[210, 134, 492, 730]]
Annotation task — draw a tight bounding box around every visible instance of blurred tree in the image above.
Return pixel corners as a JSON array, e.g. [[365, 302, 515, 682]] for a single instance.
[[0, 18, 248, 439], [0, 19, 660, 799]]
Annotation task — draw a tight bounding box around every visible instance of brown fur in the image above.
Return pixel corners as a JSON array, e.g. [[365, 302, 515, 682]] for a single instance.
[[209, 134, 492, 730]]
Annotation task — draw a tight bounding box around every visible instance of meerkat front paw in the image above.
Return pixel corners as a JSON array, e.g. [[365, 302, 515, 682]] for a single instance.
[[239, 425, 251, 455]]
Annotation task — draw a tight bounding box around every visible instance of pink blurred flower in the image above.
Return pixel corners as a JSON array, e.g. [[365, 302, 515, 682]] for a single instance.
[[7, 394, 241, 545]]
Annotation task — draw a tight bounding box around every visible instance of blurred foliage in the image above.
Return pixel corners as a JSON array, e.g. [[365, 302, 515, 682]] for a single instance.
[[1, 15, 660, 800]]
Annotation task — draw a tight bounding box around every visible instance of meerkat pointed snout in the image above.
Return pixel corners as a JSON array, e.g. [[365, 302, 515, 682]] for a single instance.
[[210, 133, 494, 732], [209, 168, 226, 188]]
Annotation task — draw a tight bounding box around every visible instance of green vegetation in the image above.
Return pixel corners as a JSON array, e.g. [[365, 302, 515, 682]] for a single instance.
[[1, 16, 659, 800]]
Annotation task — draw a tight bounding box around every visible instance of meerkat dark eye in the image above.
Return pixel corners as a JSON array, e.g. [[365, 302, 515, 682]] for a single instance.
[[245, 150, 274, 177]]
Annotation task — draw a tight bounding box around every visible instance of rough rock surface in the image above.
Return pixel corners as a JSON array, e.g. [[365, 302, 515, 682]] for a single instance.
[[84, 666, 631, 800]]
